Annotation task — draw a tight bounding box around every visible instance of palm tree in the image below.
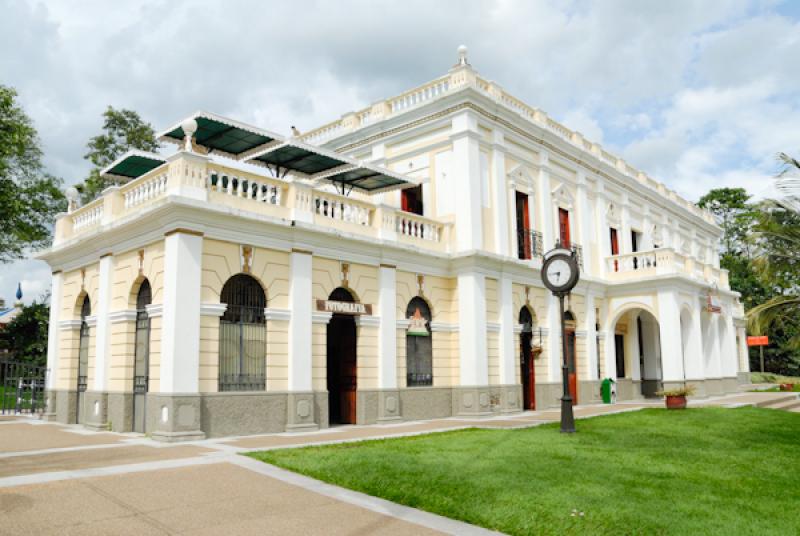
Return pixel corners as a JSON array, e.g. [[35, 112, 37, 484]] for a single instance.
[[747, 153, 800, 350]]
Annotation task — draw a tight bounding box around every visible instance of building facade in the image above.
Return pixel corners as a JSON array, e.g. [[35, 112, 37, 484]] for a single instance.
[[40, 48, 749, 440]]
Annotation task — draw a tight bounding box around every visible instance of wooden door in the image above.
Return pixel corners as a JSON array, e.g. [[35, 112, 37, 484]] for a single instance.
[[520, 332, 536, 410], [558, 208, 571, 247], [566, 328, 577, 405], [327, 314, 357, 424], [516, 192, 531, 259], [610, 228, 619, 272]]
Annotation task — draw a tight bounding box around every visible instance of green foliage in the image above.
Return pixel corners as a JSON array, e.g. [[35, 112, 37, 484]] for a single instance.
[[252, 408, 800, 535], [0, 296, 50, 367], [78, 106, 159, 202], [656, 385, 696, 397], [0, 85, 66, 262], [697, 187, 757, 256]]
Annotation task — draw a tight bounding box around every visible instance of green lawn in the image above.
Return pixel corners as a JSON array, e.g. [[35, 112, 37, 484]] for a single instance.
[[249, 408, 800, 535], [750, 372, 800, 385]]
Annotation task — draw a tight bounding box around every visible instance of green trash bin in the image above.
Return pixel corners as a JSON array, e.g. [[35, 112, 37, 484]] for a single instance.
[[601, 378, 615, 404]]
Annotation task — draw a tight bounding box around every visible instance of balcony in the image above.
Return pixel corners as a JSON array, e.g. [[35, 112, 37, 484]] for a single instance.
[[554, 240, 584, 270], [606, 248, 729, 288], [55, 154, 454, 255], [517, 229, 544, 260]]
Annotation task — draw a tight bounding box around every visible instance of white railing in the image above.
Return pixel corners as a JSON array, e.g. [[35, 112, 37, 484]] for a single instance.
[[302, 122, 345, 145], [123, 173, 167, 209], [208, 169, 283, 206], [314, 192, 372, 226], [389, 79, 450, 113], [72, 203, 103, 232], [607, 250, 657, 273], [395, 212, 443, 242]]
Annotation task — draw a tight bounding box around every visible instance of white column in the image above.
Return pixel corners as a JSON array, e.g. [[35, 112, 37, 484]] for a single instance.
[[458, 271, 488, 386], [641, 208, 654, 251], [594, 189, 610, 279], [585, 294, 598, 380], [160, 231, 202, 393], [685, 303, 705, 380], [451, 111, 483, 252], [45, 272, 63, 390], [378, 265, 397, 389], [509, 181, 520, 259], [92, 254, 114, 391], [576, 174, 592, 276], [657, 289, 685, 382], [546, 294, 561, 382], [491, 132, 509, 257], [288, 250, 313, 391], [736, 325, 750, 374], [497, 275, 515, 385], [538, 152, 555, 251], [722, 313, 738, 378], [603, 326, 617, 380], [627, 312, 641, 380], [621, 194, 632, 254]]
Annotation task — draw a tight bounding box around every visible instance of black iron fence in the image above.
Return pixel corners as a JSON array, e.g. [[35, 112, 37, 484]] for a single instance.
[[1, 360, 47, 415], [517, 229, 544, 260]]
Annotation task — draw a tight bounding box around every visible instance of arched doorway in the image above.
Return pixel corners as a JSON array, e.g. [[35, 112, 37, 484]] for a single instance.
[[327, 287, 357, 424], [519, 307, 537, 410], [564, 311, 578, 405], [76, 295, 91, 424], [219, 274, 267, 391], [132, 280, 151, 433], [406, 297, 432, 386], [609, 307, 663, 398]]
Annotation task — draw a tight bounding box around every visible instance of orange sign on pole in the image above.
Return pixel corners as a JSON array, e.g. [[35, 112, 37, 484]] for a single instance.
[[747, 336, 769, 347]]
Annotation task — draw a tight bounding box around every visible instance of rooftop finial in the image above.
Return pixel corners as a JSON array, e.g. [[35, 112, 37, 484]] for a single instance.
[[457, 45, 469, 66], [181, 118, 198, 152], [15, 282, 22, 303]]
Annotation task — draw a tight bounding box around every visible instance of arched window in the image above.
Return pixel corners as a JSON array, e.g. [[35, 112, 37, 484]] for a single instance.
[[406, 297, 432, 387], [519, 307, 534, 333], [133, 281, 151, 431], [78, 295, 91, 393], [219, 274, 267, 391]]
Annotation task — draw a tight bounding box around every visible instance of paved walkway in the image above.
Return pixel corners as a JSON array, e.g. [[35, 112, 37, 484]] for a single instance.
[[0, 391, 796, 535]]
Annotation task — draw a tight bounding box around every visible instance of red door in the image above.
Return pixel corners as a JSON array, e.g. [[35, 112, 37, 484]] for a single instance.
[[520, 332, 536, 410], [327, 311, 357, 425], [558, 208, 571, 248], [610, 228, 619, 272], [516, 192, 531, 260], [566, 328, 578, 405]]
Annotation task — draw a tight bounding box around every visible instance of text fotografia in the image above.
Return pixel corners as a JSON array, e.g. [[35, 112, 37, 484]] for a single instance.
[[316, 300, 373, 315]]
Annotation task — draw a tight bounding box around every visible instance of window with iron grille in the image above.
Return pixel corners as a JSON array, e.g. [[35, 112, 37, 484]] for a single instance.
[[134, 280, 151, 394], [405, 297, 432, 387], [77, 295, 90, 393], [219, 274, 266, 391]]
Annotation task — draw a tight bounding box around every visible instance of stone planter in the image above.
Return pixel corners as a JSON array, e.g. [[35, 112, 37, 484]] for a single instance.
[[665, 395, 687, 410]]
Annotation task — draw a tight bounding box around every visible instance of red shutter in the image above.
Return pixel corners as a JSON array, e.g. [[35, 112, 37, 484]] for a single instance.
[[558, 208, 570, 247]]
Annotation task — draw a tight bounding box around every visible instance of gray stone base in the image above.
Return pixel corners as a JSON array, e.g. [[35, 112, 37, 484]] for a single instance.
[[377, 389, 403, 423], [737, 372, 751, 385], [399, 387, 452, 421], [107, 392, 134, 432], [683, 380, 708, 399], [42, 390, 58, 421], [82, 391, 109, 431], [535, 382, 562, 409], [148, 394, 205, 442], [285, 392, 319, 432], [641, 379, 663, 399], [578, 380, 601, 405], [314, 391, 330, 429], [200, 392, 286, 438], [721, 377, 740, 394], [494, 384, 523, 414], [54, 389, 78, 424], [453, 386, 492, 417], [705, 378, 725, 397]]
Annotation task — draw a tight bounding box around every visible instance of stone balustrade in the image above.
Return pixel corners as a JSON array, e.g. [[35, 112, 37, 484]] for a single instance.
[[71, 201, 104, 232], [393, 212, 444, 242], [208, 164, 284, 206], [606, 247, 729, 288], [122, 171, 168, 210], [313, 191, 373, 226]]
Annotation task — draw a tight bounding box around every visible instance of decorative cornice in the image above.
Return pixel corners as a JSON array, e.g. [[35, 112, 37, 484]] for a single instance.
[[200, 303, 227, 317], [264, 307, 291, 321], [109, 310, 138, 323], [356, 315, 381, 328], [430, 321, 458, 333], [291, 248, 312, 255], [312, 311, 333, 324], [145, 303, 163, 318], [58, 319, 83, 330], [84, 315, 98, 327], [486, 322, 501, 332], [164, 228, 204, 237], [396, 319, 411, 329]]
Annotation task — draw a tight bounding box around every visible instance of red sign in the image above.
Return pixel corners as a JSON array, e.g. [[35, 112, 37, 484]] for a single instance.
[[747, 336, 769, 347]]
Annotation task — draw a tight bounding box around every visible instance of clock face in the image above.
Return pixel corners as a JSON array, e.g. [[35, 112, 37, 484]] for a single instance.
[[542, 253, 579, 293]]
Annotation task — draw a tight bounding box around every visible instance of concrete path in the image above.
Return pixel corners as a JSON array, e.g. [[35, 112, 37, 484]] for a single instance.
[[0, 391, 795, 535]]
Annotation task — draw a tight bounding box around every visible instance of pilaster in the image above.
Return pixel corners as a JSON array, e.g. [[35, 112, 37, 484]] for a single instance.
[[457, 271, 488, 386], [537, 152, 555, 251], [286, 249, 317, 431], [497, 275, 515, 385], [584, 294, 598, 380], [491, 131, 509, 257], [451, 111, 483, 252], [93, 254, 114, 392], [657, 289, 685, 383]]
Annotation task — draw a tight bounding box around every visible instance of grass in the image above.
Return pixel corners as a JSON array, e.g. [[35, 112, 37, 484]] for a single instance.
[[249, 408, 800, 535], [750, 372, 800, 385]]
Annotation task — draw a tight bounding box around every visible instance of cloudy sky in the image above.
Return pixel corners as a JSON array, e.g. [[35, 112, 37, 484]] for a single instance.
[[2, 0, 799, 305]]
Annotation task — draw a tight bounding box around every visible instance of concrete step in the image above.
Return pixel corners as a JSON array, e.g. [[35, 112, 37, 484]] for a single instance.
[[765, 398, 800, 411], [755, 394, 799, 408]]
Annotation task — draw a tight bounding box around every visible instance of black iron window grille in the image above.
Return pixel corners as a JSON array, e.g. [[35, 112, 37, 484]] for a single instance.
[[405, 297, 433, 387], [219, 274, 267, 392], [517, 229, 544, 260], [555, 239, 584, 270], [134, 280, 151, 395]]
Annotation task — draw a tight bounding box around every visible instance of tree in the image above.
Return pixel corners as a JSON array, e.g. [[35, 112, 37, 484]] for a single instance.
[[78, 107, 159, 202], [0, 85, 66, 263], [0, 296, 50, 367], [697, 188, 757, 256]]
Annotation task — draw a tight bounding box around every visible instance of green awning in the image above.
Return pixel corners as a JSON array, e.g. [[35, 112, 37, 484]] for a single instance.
[[249, 143, 350, 175], [160, 114, 276, 157], [101, 151, 165, 179], [319, 165, 414, 194]]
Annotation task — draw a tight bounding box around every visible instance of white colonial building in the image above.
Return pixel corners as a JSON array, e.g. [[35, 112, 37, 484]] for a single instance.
[[40, 48, 749, 440]]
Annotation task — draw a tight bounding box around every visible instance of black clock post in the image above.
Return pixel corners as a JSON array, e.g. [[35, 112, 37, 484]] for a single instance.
[[541, 244, 580, 434]]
